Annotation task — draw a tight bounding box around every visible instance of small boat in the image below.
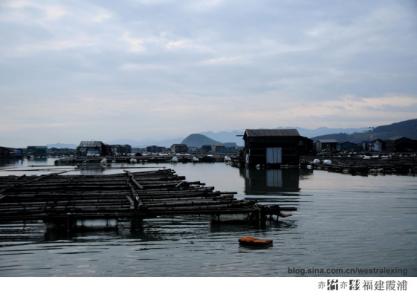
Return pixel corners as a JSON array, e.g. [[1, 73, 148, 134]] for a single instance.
[[239, 236, 273, 248], [192, 156, 199, 162], [171, 156, 179, 163]]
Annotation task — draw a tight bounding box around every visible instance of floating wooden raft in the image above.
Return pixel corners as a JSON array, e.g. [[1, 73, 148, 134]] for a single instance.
[[0, 169, 295, 225]]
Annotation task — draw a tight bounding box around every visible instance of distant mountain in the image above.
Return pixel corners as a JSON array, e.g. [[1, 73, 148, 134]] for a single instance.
[[47, 143, 77, 149], [201, 130, 244, 146], [313, 119, 417, 143], [109, 138, 181, 148], [223, 142, 238, 148], [181, 134, 220, 148], [296, 127, 368, 138], [200, 127, 368, 146]]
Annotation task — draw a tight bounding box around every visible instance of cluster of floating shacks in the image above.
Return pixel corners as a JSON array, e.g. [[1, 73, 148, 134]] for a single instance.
[[0, 143, 133, 160], [314, 137, 417, 154], [2, 128, 416, 230], [2, 129, 417, 170], [76, 141, 132, 157], [0, 146, 24, 159]]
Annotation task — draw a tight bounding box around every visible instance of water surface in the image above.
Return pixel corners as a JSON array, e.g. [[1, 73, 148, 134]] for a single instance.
[[0, 159, 416, 276]]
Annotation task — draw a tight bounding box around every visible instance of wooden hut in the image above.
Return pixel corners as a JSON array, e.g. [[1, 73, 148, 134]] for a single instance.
[[393, 137, 417, 152], [242, 129, 309, 167], [77, 141, 111, 157], [339, 141, 361, 152], [0, 146, 11, 159], [362, 139, 385, 152], [26, 146, 47, 158], [110, 144, 132, 156], [170, 144, 188, 154], [146, 145, 167, 153], [315, 139, 340, 153]]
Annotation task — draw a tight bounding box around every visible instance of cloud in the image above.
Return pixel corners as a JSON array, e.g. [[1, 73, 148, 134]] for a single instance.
[[184, 0, 224, 12], [121, 32, 146, 53], [0, 1, 68, 22], [0, 0, 416, 146], [200, 55, 248, 66], [13, 35, 96, 55], [235, 95, 417, 128]]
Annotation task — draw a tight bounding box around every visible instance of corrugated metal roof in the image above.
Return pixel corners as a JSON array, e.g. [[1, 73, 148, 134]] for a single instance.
[[79, 141, 103, 147], [244, 129, 300, 137]]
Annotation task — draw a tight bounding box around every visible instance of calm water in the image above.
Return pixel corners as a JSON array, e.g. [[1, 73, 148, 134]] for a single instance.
[[0, 159, 416, 276]]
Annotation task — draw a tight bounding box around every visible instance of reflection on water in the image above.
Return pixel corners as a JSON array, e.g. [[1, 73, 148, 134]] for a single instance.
[[0, 159, 24, 168], [241, 168, 301, 194], [79, 167, 106, 175], [0, 160, 416, 276]]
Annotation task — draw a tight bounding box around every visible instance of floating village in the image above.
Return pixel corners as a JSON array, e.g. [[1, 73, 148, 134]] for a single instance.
[[1, 129, 417, 243]]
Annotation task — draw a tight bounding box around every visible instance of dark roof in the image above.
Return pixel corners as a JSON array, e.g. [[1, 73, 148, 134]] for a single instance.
[[79, 141, 103, 147], [340, 141, 358, 145], [318, 139, 338, 143], [244, 129, 300, 137]]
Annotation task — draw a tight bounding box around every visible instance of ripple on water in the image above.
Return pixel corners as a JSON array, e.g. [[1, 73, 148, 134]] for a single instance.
[[0, 165, 416, 276]]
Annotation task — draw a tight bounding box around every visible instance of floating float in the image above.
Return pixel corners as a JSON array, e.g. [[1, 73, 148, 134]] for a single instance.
[[239, 236, 273, 248]]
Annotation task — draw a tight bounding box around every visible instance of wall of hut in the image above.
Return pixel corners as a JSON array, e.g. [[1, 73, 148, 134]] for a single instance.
[[243, 136, 304, 166]]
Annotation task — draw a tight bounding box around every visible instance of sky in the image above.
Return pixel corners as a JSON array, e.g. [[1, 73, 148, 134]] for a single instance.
[[1, 0, 417, 147]]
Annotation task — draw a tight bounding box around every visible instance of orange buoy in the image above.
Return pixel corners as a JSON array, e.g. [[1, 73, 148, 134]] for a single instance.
[[239, 236, 273, 247]]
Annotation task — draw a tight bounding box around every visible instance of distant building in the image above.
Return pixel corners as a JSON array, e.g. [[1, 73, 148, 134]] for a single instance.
[[392, 137, 417, 152], [223, 142, 238, 149], [26, 146, 48, 157], [77, 141, 111, 157], [372, 139, 384, 152], [339, 141, 361, 152], [362, 139, 385, 152], [212, 144, 226, 154], [200, 145, 212, 153], [315, 139, 339, 153], [146, 145, 167, 153], [110, 144, 132, 156], [170, 144, 188, 154], [47, 148, 76, 157], [199, 144, 232, 154], [242, 129, 311, 167], [0, 146, 11, 159], [131, 147, 145, 154]]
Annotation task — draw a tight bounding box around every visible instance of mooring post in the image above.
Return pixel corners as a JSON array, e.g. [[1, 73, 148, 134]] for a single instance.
[[257, 209, 261, 227], [65, 213, 76, 233], [260, 208, 267, 228]]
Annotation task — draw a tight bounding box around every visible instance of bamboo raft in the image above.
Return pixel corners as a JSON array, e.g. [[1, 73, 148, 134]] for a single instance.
[[54, 155, 226, 166], [0, 169, 295, 227]]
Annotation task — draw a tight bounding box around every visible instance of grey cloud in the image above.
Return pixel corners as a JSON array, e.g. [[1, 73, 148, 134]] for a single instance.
[[0, 0, 417, 146]]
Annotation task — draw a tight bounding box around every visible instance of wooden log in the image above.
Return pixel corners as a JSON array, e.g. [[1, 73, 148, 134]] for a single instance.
[[126, 195, 136, 209]]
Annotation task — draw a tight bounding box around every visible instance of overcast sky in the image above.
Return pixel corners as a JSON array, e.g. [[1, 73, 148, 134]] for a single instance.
[[1, 0, 417, 146]]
